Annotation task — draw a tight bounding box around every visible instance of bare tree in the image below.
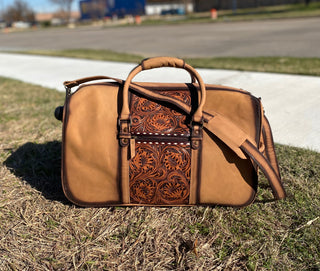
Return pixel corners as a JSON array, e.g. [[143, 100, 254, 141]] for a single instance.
[[49, 0, 74, 22], [3, 0, 35, 24]]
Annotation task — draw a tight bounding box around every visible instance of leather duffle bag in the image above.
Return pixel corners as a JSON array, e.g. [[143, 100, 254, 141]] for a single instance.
[[56, 57, 286, 207]]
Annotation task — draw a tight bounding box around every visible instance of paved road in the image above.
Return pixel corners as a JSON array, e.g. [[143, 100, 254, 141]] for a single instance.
[[1, 53, 319, 152], [0, 17, 320, 57]]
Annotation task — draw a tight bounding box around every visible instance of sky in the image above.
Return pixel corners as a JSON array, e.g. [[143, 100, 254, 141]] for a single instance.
[[0, 0, 80, 13]]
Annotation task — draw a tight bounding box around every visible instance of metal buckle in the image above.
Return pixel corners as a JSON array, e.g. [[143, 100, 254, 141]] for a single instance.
[[118, 117, 132, 147], [65, 85, 71, 97], [117, 116, 132, 128], [190, 119, 204, 129]]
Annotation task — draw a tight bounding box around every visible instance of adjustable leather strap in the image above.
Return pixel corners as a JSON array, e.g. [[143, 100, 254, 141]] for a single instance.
[[64, 75, 123, 89], [240, 140, 286, 199], [203, 112, 285, 200], [204, 113, 251, 159], [262, 115, 281, 179], [63, 77, 195, 114]]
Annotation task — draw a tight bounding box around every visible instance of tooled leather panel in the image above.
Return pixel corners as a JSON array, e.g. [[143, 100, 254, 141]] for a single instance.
[[129, 90, 192, 205], [129, 142, 191, 204], [130, 90, 191, 135]]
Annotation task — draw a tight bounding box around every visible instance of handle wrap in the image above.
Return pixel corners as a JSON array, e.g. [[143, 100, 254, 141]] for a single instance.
[[141, 57, 185, 70]]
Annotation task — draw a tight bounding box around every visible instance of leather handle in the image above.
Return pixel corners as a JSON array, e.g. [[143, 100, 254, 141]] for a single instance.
[[120, 57, 206, 123], [141, 57, 186, 70], [64, 75, 123, 89], [142, 57, 196, 83]]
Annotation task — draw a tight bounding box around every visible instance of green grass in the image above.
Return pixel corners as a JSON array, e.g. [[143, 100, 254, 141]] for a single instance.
[[186, 56, 320, 76], [0, 76, 319, 270], [142, 2, 320, 25], [219, 2, 320, 21], [14, 49, 144, 64], [15, 49, 320, 77]]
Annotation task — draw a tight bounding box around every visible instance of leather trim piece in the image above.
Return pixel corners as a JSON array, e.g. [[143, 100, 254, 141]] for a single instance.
[[189, 143, 201, 204], [61, 95, 71, 202], [120, 146, 130, 204]]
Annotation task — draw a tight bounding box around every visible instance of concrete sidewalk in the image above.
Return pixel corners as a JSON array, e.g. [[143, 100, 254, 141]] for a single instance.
[[1, 53, 319, 152]]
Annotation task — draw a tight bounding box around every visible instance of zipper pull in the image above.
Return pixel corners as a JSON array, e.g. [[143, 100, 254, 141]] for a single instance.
[[130, 138, 136, 159]]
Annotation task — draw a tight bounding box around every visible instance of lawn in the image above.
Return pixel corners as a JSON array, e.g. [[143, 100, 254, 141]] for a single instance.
[[16, 49, 320, 77], [0, 75, 319, 270]]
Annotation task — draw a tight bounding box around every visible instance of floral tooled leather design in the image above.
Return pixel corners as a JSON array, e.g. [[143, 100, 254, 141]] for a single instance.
[[129, 89, 192, 205], [130, 90, 191, 135], [148, 113, 176, 132], [130, 143, 191, 204]]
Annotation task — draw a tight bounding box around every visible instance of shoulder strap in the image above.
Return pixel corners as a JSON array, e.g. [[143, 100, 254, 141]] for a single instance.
[[262, 115, 281, 179], [240, 140, 286, 199], [63, 75, 123, 88], [203, 112, 286, 200]]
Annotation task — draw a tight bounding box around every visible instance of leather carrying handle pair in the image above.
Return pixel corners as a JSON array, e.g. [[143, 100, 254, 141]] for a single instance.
[[120, 57, 206, 124]]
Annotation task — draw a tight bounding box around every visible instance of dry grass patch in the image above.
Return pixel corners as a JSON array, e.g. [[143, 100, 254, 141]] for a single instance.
[[0, 77, 319, 270]]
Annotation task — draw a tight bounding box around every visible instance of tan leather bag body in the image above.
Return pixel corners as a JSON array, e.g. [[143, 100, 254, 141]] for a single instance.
[[59, 57, 286, 207]]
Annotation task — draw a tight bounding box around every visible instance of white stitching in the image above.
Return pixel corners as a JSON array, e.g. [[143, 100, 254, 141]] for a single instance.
[[132, 132, 188, 136]]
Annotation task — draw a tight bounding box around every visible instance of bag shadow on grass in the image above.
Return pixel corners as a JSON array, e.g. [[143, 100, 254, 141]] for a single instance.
[[4, 141, 68, 203], [4, 141, 278, 206]]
